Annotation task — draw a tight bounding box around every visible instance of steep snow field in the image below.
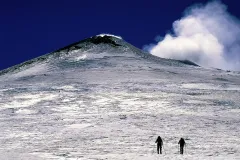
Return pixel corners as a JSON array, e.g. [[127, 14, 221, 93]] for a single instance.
[[0, 35, 239, 159]]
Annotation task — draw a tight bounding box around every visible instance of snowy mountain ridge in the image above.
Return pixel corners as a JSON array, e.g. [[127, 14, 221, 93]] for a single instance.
[[0, 34, 239, 160], [0, 34, 198, 78], [96, 33, 122, 39]]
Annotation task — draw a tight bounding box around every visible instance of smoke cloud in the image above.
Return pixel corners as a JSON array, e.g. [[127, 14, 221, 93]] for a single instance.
[[148, 1, 240, 71]]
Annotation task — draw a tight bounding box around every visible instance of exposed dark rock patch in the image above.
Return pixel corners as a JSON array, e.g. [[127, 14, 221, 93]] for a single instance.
[[178, 60, 199, 67], [55, 35, 121, 53], [214, 78, 228, 81], [86, 36, 121, 47]]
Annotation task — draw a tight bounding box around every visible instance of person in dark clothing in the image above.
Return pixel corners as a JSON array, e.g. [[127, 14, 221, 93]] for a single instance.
[[155, 136, 163, 154], [178, 138, 186, 154]]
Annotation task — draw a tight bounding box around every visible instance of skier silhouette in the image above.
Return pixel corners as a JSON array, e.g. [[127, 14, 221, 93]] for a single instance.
[[178, 138, 186, 154], [155, 136, 163, 154]]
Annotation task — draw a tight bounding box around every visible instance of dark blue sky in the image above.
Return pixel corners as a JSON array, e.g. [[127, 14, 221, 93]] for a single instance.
[[1, 0, 240, 70]]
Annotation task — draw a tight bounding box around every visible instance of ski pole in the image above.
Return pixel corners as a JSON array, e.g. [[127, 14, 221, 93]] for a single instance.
[[153, 144, 154, 154], [153, 143, 156, 154]]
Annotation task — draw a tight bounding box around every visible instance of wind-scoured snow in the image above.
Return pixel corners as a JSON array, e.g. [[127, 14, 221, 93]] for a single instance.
[[97, 33, 122, 39], [0, 35, 239, 160]]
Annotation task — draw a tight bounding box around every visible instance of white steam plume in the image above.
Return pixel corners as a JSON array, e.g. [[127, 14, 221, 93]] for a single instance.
[[148, 1, 240, 71]]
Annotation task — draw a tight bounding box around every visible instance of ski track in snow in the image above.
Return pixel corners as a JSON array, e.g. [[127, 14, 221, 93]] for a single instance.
[[0, 38, 240, 159]]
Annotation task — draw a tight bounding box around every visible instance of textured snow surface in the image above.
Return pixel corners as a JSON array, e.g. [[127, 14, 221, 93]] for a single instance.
[[97, 33, 122, 39], [0, 38, 240, 159]]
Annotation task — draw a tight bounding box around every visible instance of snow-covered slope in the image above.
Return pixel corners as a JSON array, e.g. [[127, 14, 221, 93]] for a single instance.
[[0, 35, 239, 160]]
